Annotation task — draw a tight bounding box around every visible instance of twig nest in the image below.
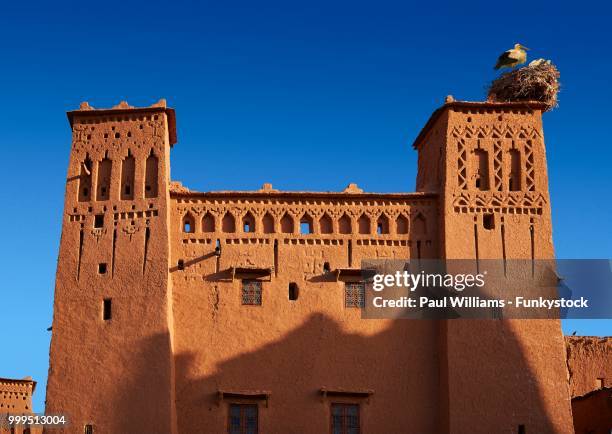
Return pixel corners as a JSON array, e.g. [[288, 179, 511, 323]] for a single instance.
[[487, 60, 560, 111]]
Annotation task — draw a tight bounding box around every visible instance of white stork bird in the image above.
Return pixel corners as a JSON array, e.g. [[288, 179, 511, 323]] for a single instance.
[[494, 43, 530, 70]]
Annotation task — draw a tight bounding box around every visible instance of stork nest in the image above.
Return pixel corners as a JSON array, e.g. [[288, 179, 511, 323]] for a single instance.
[[487, 61, 560, 111]]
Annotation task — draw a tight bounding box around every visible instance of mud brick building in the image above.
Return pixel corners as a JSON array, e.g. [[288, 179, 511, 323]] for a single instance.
[[46, 99, 577, 433], [0, 377, 41, 434]]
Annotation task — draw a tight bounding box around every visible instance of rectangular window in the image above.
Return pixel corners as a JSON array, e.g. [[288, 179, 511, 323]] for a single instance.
[[103, 299, 112, 320], [94, 214, 104, 228], [331, 403, 360, 434], [228, 404, 258, 434], [242, 280, 262, 305], [344, 282, 365, 308], [84, 424, 93, 434]]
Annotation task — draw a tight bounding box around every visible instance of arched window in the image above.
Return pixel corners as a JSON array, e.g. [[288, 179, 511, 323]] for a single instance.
[[377, 214, 389, 234], [319, 213, 333, 234], [474, 149, 489, 191], [202, 212, 215, 232], [183, 213, 195, 233], [396, 214, 409, 234], [144, 150, 158, 198], [222, 212, 236, 233], [96, 156, 112, 201], [262, 213, 275, 234], [280, 213, 294, 234], [509, 149, 521, 191], [120, 151, 135, 200], [78, 155, 93, 202], [243, 212, 256, 233], [300, 214, 313, 234], [338, 214, 351, 234], [412, 213, 427, 235], [358, 214, 370, 234]]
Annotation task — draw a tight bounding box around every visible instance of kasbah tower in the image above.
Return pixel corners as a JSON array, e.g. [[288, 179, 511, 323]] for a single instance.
[[45, 97, 575, 434]]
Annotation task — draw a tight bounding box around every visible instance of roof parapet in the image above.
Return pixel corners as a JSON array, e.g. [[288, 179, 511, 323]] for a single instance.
[[67, 99, 177, 146], [411, 99, 548, 150]]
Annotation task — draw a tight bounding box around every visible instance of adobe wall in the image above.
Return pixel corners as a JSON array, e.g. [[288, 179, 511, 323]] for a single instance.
[[0, 378, 41, 434], [169, 188, 442, 433], [46, 99, 579, 434], [46, 102, 177, 434], [571, 387, 612, 434], [419, 102, 574, 434], [566, 336, 612, 397]]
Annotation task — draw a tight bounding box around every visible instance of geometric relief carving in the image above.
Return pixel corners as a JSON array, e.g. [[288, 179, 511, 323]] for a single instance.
[[91, 228, 107, 242], [453, 123, 542, 194], [456, 138, 468, 190], [524, 139, 535, 191], [493, 140, 503, 191], [452, 192, 545, 215], [173, 198, 436, 238]]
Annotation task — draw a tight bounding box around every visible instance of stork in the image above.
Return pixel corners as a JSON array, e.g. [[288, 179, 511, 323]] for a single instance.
[[494, 44, 529, 70]]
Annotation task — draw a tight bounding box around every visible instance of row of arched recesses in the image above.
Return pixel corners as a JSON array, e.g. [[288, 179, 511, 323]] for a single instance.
[[182, 210, 427, 236], [78, 150, 158, 202]]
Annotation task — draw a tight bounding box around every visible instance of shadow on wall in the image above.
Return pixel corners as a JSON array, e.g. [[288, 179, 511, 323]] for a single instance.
[[156, 314, 567, 434], [107, 332, 175, 434]]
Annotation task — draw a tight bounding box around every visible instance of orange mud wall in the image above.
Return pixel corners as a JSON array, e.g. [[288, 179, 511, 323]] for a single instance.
[[46, 100, 575, 434]]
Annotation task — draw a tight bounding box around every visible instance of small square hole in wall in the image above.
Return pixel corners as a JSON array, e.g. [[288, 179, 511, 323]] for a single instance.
[[177, 260, 185, 270], [483, 214, 495, 230], [98, 263, 107, 274], [94, 214, 104, 228]]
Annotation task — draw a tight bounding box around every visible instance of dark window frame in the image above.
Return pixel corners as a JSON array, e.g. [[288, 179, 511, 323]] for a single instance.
[[344, 282, 365, 308], [228, 403, 258, 434], [241, 280, 263, 306], [330, 402, 360, 434]]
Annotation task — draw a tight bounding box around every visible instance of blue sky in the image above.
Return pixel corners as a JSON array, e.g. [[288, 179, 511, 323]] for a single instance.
[[0, 1, 610, 412]]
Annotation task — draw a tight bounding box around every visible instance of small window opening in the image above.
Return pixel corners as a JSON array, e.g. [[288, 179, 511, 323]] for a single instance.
[[345, 282, 365, 308], [98, 263, 107, 274], [242, 213, 255, 233], [596, 378, 604, 389], [377, 223, 383, 234], [215, 239, 222, 256], [474, 149, 490, 191], [483, 214, 495, 230], [300, 222, 311, 234], [518, 425, 526, 434], [103, 299, 112, 321], [331, 403, 360, 433], [84, 424, 93, 434], [178, 259, 185, 271], [288, 283, 299, 301], [229, 404, 258, 434], [509, 148, 521, 191], [323, 262, 331, 273], [242, 280, 262, 305], [94, 214, 104, 228]]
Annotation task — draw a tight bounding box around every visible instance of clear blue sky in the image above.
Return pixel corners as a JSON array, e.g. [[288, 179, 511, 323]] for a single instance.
[[0, 1, 610, 412]]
